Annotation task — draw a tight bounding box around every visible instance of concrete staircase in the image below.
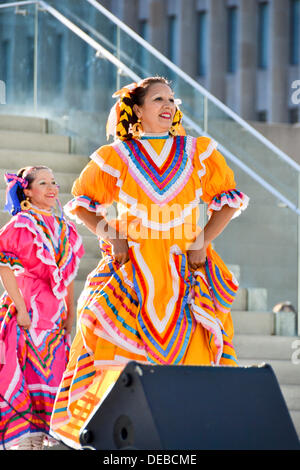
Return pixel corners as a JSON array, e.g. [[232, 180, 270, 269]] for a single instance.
[[0, 114, 299, 443], [232, 312, 300, 439]]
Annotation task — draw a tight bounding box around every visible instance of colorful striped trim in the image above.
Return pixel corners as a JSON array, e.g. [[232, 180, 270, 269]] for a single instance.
[[0, 252, 24, 274], [131, 247, 194, 365], [64, 195, 108, 224], [205, 258, 238, 313], [113, 136, 195, 206], [208, 189, 249, 219]]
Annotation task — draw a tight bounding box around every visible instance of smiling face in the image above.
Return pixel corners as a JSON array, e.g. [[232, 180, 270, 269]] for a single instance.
[[133, 83, 176, 134], [23, 169, 59, 211]]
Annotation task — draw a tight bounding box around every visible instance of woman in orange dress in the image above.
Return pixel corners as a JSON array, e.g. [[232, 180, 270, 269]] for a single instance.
[[50, 77, 249, 448]]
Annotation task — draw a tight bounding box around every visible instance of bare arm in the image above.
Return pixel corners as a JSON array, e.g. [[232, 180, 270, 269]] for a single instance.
[[187, 205, 237, 270], [0, 266, 31, 328], [74, 206, 129, 265]]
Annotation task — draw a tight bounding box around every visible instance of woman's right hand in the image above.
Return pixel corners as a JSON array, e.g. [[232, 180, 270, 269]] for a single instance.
[[16, 307, 31, 329], [0, 267, 31, 329], [110, 238, 130, 266]]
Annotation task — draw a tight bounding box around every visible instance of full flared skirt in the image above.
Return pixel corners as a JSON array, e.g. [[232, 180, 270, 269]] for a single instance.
[[0, 296, 70, 449], [50, 244, 238, 449]]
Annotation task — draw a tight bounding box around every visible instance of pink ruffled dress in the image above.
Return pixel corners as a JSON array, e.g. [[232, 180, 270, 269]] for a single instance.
[[0, 206, 84, 449]]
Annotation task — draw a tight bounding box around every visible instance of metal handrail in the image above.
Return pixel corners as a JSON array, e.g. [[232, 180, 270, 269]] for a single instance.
[[38, 1, 140, 82], [0, 0, 299, 216], [183, 115, 300, 216], [86, 0, 300, 174], [0, 0, 37, 8]]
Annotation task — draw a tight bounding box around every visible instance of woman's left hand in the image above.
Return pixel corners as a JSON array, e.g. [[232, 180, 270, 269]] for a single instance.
[[62, 315, 74, 336], [187, 247, 207, 272]]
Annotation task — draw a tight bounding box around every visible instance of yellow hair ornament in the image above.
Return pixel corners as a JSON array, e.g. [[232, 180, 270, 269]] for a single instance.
[[106, 82, 138, 140]]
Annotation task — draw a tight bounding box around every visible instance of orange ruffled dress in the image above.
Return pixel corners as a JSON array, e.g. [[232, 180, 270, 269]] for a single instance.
[[50, 135, 249, 448]]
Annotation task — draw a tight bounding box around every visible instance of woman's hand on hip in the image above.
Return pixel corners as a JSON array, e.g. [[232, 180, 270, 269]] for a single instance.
[[110, 238, 130, 266], [187, 246, 207, 272], [16, 307, 31, 329]]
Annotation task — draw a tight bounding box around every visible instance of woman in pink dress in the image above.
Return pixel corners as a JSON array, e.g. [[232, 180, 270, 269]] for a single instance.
[[0, 166, 84, 450]]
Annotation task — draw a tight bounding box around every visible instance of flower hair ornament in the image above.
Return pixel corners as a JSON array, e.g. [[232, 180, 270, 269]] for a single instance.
[[106, 82, 138, 140], [4, 173, 29, 216]]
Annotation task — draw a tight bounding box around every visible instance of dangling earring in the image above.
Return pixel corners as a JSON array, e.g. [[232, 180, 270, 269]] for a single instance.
[[130, 119, 143, 139], [20, 197, 31, 211], [169, 125, 178, 137]]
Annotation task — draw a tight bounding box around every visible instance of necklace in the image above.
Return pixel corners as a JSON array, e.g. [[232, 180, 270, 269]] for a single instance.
[[140, 132, 169, 140]]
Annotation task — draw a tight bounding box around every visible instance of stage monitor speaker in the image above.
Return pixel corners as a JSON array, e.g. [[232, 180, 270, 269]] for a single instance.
[[79, 362, 300, 450]]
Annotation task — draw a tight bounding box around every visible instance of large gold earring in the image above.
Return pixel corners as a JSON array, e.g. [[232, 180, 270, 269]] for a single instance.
[[169, 125, 178, 136], [131, 119, 143, 139], [20, 197, 31, 211]]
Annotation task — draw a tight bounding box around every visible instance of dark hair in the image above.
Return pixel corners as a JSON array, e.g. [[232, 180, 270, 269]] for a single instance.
[[16, 165, 51, 204], [132, 77, 172, 108], [117, 76, 173, 140]]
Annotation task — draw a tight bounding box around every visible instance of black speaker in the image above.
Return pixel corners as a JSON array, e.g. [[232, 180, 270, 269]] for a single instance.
[[79, 362, 300, 450]]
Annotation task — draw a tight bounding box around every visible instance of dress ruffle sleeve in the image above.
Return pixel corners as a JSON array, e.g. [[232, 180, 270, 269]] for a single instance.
[[0, 219, 35, 274], [195, 137, 249, 218], [64, 146, 119, 223]]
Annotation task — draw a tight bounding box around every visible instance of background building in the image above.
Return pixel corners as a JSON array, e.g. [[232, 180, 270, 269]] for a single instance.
[[1, 0, 300, 123], [2, 0, 298, 159], [105, 0, 300, 163], [105, 0, 300, 126]]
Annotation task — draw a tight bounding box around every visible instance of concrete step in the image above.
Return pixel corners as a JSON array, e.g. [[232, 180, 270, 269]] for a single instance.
[[76, 255, 100, 280], [74, 279, 85, 302], [232, 288, 247, 311], [0, 130, 70, 153], [0, 114, 47, 133], [281, 385, 300, 411], [227, 264, 240, 282], [231, 311, 274, 335], [237, 358, 300, 385], [232, 287, 267, 312], [290, 411, 300, 439], [0, 211, 12, 228], [280, 386, 300, 437], [0, 149, 88, 173], [218, 223, 296, 253], [77, 224, 102, 250], [81, 234, 102, 257], [234, 334, 299, 361]]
